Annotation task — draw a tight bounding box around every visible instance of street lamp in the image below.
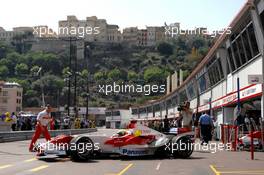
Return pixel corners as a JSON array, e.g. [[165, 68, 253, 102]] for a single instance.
[[84, 44, 91, 121]]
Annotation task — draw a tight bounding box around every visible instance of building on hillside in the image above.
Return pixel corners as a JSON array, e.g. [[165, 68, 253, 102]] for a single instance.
[[107, 24, 122, 43], [0, 27, 33, 43], [58, 15, 121, 43], [137, 29, 147, 47], [0, 82, 23, 114], [146, 26, 165, 46], [122, 27, 138, 47]]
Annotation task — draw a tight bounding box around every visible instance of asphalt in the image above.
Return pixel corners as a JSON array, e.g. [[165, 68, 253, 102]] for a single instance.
[[0, 130, 264, 175]]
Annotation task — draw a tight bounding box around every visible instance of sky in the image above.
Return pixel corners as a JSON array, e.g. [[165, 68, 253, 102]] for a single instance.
[[1, 0, 246, 32]]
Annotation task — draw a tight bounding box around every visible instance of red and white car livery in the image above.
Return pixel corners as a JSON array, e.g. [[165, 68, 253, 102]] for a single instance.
[[34, 125, 195, 161]]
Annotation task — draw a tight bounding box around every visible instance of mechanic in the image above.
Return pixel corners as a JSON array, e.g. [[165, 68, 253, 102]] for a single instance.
[[198, 111, 214, 145], [127, 119, 137, 129], [179, 101, 193, 130], [29, 104, 52, 152], [163, 115, 170, 132]]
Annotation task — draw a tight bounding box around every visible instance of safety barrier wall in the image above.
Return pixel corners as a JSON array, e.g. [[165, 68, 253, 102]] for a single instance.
[[0, 128, 97, 143]]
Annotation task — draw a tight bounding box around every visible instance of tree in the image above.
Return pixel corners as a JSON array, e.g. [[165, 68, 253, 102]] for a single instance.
[[107, 68, 121, 81], [0, 42, 13, 59], [127, 71, 139, 82], [30, 65, 41, 76], [62, 67, 72, 78], [15, 63, 29, 75], [144, 66, 169, 84], [157, 42, 173, 56], [0, 65, 9, 78], [94, 71, 106, 81], [32, 74, 64, 95], [81, 69, 89, 78], [31, 52, 61, 75], [191, 37, 206, 49]]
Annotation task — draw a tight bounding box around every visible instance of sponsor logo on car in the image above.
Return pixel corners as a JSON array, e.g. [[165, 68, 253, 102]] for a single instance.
[[122, 149, 148, 156]]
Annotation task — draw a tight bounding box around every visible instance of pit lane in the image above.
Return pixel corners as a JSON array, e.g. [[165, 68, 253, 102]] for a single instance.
[[0, 130, 263, 175]]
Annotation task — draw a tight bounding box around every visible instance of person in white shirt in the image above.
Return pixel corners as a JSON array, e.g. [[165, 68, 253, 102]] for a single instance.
[[180, 101, 193, 130], [29, 104, 52, 151]]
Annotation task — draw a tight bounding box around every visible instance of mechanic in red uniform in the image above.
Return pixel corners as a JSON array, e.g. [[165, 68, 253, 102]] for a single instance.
[[127, 119, 137, 129], [29, 104, 52, 151]]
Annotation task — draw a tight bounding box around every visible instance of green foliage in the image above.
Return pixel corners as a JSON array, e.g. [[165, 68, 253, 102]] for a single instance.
[[15, 63, 29, 75], [0, 65, 9, 78], [30, 65, 41, 76], [107, 68, 121, 81], [94, 71, 106, 81], [32, 74, 64, 93], [144, 66, 169, 84], [0, 34, 212, 108], [157, 42, 173, 56], [127, 71, 139, 82], [81, 69, 89, 78]]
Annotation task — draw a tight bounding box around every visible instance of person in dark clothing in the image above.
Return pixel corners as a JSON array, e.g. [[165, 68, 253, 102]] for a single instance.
[[198, 112, 214, 145], [163, 115, 170, 132]]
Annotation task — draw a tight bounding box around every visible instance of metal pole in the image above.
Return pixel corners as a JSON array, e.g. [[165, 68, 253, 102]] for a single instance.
[[86, 79, 89, 120], [84, 44, 90, 121], [67, 37, 72, 116], [250, 119, 254, 160], [237, 77, 241, 117], [73, 41, 77, 118]]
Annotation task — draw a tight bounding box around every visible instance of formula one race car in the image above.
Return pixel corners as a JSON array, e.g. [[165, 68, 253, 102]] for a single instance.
[[34, 125, 195, 161]]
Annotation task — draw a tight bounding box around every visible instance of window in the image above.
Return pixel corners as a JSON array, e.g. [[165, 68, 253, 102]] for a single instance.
[[232, 41, 242, 68], [105, 112, 112, 116], [154, 104, 160, 112], [247, 23, 259, 57], [172, 95, 178, 107], [147, 106, 152, 113], [187, 82, 196, 99], [227, 21, 260, 72], [179, 90, 188, 103], [217, 59, 224, 79], [226, 59, 231, 75], [241, 30, 253, 60], [261, 10, 264, 32], [236, 35, 247, 64], [17, 91, 22, 97], [166, 99, 172, 109], [139, 108, 146, 114], [197, 74, 207, 93], [131, 109, 138, 115], [227, 47, 236, 71], [112, 111, 120, 116]]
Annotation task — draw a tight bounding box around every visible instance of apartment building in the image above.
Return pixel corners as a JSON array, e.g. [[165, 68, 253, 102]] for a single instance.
[[107, 24, 122, 43], [146, 26, 165, 46], [122, 27, 138, 47], [0, 82, 23, 114], [137, 29, 147, 47], [58, 15, 121, 43]]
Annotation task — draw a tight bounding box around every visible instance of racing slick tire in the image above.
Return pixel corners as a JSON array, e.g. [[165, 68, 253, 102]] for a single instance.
[[172, 136, 193, 159], [69, 136, 94, 161]]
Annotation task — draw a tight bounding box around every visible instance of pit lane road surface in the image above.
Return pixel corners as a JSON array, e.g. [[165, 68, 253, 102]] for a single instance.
[[0, 129, 264, 175]]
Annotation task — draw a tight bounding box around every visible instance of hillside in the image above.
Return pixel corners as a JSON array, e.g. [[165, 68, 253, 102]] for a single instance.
[[0, 35, 213, 109]]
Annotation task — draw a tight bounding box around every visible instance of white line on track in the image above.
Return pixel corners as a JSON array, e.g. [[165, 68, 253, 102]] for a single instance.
[[156, 162, 162, 170]]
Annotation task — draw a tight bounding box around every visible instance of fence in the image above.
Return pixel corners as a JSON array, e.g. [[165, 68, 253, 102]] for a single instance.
[[0, 128, 97, 143]]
